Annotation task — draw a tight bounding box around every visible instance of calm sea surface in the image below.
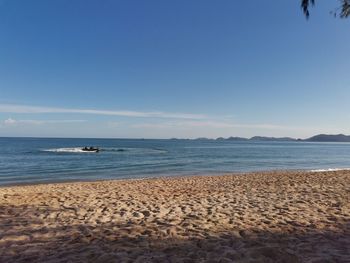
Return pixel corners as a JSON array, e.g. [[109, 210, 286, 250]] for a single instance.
[[1, 137, 350, 185]]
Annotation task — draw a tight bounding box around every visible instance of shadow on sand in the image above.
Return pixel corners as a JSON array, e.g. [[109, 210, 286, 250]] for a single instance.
[[0, 204, 349, 263]]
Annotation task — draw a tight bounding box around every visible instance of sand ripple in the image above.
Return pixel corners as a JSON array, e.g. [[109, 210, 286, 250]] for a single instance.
[[0, 171, 349, 262]]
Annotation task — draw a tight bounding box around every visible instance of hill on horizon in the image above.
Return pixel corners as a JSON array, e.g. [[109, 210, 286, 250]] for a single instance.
[[192, 134, 350, 142], [304, 134, 350, 142]]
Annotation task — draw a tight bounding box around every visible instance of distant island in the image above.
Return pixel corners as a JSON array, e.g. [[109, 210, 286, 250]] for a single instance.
[[174, 134, 350, 142], [304, 134, 350, 142]]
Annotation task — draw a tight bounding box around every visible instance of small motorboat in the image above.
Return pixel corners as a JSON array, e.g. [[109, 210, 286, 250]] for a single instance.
[[81, 146, 100, 153]]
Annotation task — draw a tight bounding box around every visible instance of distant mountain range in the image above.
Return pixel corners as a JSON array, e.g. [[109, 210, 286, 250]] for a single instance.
[[304, 134, 350, 142], [215, 136, 296, 142], [180, 134, 350, 142]]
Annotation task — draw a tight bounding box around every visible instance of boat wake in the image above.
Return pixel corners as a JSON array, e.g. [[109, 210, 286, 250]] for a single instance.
[[42, 147, 167, 154], [42, 147, 93, 153]]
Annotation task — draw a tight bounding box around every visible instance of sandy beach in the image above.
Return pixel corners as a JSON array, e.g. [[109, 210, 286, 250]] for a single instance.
[[0, 171, 349, 263]]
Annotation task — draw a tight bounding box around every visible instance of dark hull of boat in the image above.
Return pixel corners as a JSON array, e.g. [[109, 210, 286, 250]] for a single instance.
[[81, 148, 100, 153]]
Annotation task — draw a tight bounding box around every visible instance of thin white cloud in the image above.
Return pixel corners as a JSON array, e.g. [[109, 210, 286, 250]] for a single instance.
[[4, 118, 17, 125], [0, 104, 319, 138], [2, 118, 86, 126], [0, 104, 206, 120], [132, 120, 312, 131]]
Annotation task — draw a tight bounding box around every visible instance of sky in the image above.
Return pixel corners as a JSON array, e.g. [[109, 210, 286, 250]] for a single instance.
[[0, 0, 349, 139]]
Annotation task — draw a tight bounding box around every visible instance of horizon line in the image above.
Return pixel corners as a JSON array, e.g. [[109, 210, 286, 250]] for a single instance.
[[0, 133, 348, 141]]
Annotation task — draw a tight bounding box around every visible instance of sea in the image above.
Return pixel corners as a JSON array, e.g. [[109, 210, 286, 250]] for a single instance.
[[1, 137, 350, 186]]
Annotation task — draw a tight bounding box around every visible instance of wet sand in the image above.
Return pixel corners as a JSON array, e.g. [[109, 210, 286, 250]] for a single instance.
[[0, 171, 349, 262]]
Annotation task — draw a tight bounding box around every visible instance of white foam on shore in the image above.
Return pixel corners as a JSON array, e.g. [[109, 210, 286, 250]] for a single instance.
[[43, 148, 92, 153], [310, 168, 350, 172]]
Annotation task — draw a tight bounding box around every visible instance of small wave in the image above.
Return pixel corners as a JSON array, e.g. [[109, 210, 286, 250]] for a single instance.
[[108, 148, 128, 152], [105, 147, 167, 154], [310, 168, 350, 172], [42, 148, 94, 153]]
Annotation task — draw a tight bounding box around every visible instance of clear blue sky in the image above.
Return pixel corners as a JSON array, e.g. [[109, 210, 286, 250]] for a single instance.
[[0, 0, 349, 138]]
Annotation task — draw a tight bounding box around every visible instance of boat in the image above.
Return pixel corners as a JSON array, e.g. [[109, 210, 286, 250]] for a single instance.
[[81, 146, 100, 152]]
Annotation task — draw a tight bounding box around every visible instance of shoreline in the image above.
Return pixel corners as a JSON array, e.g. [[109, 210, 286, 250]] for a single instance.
[[1, 167, 348, 188], [1, 170, 349, 262], [0, 170, 254, 188]]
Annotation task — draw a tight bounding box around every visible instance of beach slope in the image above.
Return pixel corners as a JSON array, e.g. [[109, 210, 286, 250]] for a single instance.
[[0, 171, 349, 262]]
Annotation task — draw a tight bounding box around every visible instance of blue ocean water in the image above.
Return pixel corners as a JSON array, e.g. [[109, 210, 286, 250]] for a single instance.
[[1, 137, 350, 185]]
